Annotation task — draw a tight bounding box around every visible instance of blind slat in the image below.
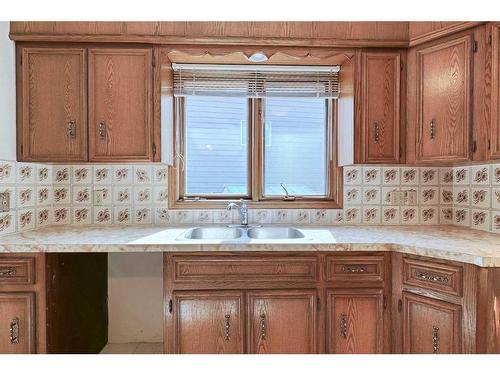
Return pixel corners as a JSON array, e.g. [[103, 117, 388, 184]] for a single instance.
[[173, 64, 340, 99]]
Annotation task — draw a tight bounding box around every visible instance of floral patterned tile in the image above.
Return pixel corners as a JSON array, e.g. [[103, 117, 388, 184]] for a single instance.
[[155, 208, 173, 225], [213, 210, 232, 224], [330, 209, 344, 225], [114, 207, 132, 225], [252, 209, 271, 224], [0, 211, 16, 235], [153, 187, 168, 205], [310, 209, 331, 224], [439, 167, 454, 186], [420, 167, 438, 186], [134, 166, 153, 184], [17, 186, 35, 208], [420, 207, 438, 225], [344, 207, 361, 224], [73, 186, 92, 206], [439, 207, 453, 225], [16, 163, 35, 184], [454, 208, 470, 227], [470, 209, 490, 231], [344, 167, 362, 185], [344, 186, 362, 205], [53, 186, 71, 206], [492, 165, 500, 186], [94, 166, 112, 185], [36, 165, 52, 185], [17, 208, 35, 232], [153, 165, 169, 186], [382, 206, 400, 225], [134, 186, 152, 205], [420, 187, 439, 206], [113, 166, 133, 185], [401, 167, 419, 186], [135, 207, 153, 225], [53, 166, 71, 185], [453, 166, 470, 186], [491, 211, 500, 234], [113, 187, 131, 205], [492, 187, 500, 209], [36, 186, 52, 206], [193, 210, 213, 224], [471, 165, 491, 186], [470, 187, 490, 209], [173, 210, 192, 225], [0, 162, 16, 184], [362, 206, 381, 225], [363, 167, 381, 185], [73, 166, 92, 185], [73, 207, 92, 225], [453, 187, 470, 207], [272, 209, 290, 224], [36, 207, 52, 228], [54, 207, 71, 225], [401, 207, 419, 225], [439, 187, 454, 205], [362, 187, 381, 205], [93, 207, 112, 225], [382, 167, 400, 186], [292, 209, 310, 224]]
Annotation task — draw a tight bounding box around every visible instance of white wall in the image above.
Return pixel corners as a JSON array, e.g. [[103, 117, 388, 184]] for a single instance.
[[0, 22, 16, 161]]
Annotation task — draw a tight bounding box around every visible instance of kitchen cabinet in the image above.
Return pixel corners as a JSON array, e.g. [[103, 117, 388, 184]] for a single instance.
[[88, 48, 153, 162], [18, 48, 87, 162], [248, 290, 316, 354], [327, 289, 383, 354], [173, 291, 244, 354], [358, 51, 401, 163], [414, 33, 473, 162], [490, 23, 500, 159], [0, 253, 107, 354], [17, 46, 156, 163], [402, 292, 461, 354], [0, 293, 35, 354]]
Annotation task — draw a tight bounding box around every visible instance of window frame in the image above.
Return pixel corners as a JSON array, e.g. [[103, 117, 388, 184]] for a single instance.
[[169, 96, 342, 209]]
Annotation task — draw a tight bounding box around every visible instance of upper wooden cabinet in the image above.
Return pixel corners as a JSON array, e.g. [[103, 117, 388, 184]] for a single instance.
[[490, 23, 500, 159], [414, 34, 473, 162], [17, 46, 156, 163], [19, 48, 87, 162], [358, 51, 401, 163], [88, 48, 153, 162]]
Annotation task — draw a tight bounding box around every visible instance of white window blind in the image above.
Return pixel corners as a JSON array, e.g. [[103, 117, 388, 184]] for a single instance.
[[173, 64, 340, 98]]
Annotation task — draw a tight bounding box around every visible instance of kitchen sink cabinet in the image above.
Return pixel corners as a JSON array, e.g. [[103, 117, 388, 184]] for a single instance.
[[16, 45, 157, 163], [357, 51, 402, 163], [0, 293, 35, 354], [326, 289, 384, 354]]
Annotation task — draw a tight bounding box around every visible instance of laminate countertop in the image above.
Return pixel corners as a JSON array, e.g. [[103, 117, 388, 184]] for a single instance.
[[1, 224, 500, 267]]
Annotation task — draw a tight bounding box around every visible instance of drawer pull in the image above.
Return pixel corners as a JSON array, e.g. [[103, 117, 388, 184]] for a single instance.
[[429, 119, 436, 140], [98, 121, 107, 140], [342, 265, 367, 273], [373, 122, 380, 143], [224, 314, 231, 341], [340, 314, 348, 339], [414, 270, 449, 284], [67, 120, 76, 138], [432, 326, 439, 354], [0, 268, 16, 277], [10, 317, 19, 344], [260, 314, 266, 340]]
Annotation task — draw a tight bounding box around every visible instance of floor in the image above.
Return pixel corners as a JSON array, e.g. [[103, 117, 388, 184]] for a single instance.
[[100, 342, 163, 354]]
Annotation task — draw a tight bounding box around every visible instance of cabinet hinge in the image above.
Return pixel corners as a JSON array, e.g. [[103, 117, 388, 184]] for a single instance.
[[398, 299, 402, 312], [168, 299, 173, 314], [152, 143, 157, 157], [383, 296, 387, 310], [317, 297, 321, 311], [471, 140, 477, 153], [473, 40, 478, 53]]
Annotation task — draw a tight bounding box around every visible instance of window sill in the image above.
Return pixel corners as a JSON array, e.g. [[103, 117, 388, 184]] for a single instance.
[[168, 199, 342, 210]]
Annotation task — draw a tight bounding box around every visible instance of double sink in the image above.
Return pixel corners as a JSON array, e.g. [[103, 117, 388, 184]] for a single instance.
[[180, 226, 306, 241]]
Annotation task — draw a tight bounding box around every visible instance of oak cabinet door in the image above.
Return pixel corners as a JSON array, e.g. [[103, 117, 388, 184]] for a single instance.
[[88, 48, 153, 162], [20, 48, 87, 162], [360, 52, 401, 163], [416, 35, 472, 162], [173, 291, 244, 354], [490, 23, 500, 159], [403, 292, 462, 354], [0, 293, 35, 354], [247, 290, 317, 354], [327, 289, 383, 354]]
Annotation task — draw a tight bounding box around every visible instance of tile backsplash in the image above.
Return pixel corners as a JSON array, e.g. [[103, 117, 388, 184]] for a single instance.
[[1, 160, 500, 237]]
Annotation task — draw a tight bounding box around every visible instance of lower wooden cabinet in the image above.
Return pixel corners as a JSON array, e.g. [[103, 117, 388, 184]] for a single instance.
[[327, 289, 383, 354], [248, 290, 316, 354], [402, 292, 462, 354], [0, 293, 35, 354], [173, 291, 244, 354]]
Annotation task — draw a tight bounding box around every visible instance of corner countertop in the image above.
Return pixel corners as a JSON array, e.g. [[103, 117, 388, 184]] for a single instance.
[[1, 224, 500, 267]]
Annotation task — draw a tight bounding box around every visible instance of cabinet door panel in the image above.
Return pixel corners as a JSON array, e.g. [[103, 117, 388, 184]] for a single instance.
[[248, 290, 317, 354], [403, 292, 461, 354], [360, 52, 400, 163], [0, 293, 35, 354], [89, 48, 152, 161], [173, 291, 243, 354], [21, 48, 87, 162], [490, 23, 500, 159], [417, 35, 472, 162], [327, 289, 383, 354]]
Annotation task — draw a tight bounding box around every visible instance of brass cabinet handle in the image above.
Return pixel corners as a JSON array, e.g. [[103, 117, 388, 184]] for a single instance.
[[98, 121, 107, 140], [340, 314, 348, 339], [430, 119, 436, 140], [342, 265, 367, 273], [260, 314, 266, 340], [0, 268, 16, 277], [432, 326, 439, 354], [414, 270, 449, 284], [224, 314, 230, 341], [10, 317, 19, 344], [67, 120, 76, 138], [373, 122, 380, 143]]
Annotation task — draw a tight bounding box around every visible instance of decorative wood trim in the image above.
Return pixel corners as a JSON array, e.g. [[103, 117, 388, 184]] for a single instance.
[[490, 23, 500, 159], [409, 22, 484, 47]]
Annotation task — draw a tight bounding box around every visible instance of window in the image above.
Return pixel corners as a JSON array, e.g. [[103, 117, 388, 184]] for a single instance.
[[171, 63, 341, 208]]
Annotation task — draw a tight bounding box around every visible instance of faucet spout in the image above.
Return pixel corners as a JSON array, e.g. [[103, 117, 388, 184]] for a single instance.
[[226, 199, 248, 225]]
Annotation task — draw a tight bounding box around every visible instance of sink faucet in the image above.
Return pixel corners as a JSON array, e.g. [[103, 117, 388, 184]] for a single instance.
[[226, 199, 248, 226]]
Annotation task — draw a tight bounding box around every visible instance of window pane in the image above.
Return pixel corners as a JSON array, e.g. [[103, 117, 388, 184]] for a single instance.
[[184, 96, 249, 195], [263, 98, 328, 196]]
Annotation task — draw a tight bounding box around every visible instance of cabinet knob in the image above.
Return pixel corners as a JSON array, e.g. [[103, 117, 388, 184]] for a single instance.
[[224, 314, 231, 341], [340, 313, 348, 339], [67, 120, 76, 138], [373, 122, 380, 143], [98, 121, 107, 140], [429, 119, 436, 140], [10, 317, 19, 344], [260, 314, 266, 340], [432, 326, 439, 354]]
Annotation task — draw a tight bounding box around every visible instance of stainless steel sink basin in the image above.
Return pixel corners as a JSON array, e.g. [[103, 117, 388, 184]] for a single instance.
[[184, 227, 243, 240], [247, 227, 305, 239]]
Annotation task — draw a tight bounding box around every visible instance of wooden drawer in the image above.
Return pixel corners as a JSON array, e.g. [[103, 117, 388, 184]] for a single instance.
[[325, 255, 384, 283], [0, 257, 35, 285], [403, 257, 463, 297], [171, 255, 318, 283]]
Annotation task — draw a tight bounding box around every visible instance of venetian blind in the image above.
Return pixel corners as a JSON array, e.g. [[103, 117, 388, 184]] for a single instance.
[[172, 63, 340, 98]]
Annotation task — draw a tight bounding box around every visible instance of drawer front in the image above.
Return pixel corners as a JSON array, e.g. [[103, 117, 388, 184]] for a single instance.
[[403, 258, 463, 297], [172, 255, 318, 283], [0, 257, 35, 285], [325, 255, 384, 283]]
